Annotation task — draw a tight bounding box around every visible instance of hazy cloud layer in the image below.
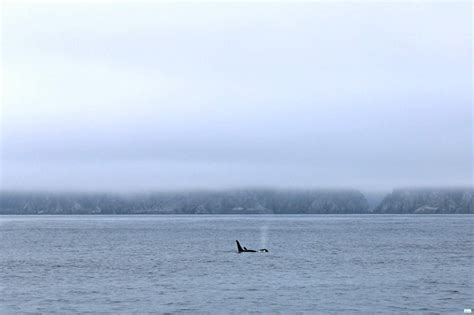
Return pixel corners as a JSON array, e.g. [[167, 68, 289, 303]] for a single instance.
[[1, 2, 472, 191]]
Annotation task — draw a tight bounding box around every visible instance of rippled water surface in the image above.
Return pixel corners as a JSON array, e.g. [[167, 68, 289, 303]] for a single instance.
[[1, 215, 473, 313]]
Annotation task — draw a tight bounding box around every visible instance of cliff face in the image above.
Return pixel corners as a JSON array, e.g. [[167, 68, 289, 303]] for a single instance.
[[3, 189, 471, 214], [374, 188, 473, 214], [0, 189, 369, 214]]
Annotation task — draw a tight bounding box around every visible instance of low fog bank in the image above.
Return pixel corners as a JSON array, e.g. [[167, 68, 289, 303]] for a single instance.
[[0, 187, 472, 214], [0, 189, 369, 215], [374, 187, 473, 214]]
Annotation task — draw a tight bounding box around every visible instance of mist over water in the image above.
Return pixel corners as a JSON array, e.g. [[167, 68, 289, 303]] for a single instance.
[[259, 224, 269, 249]]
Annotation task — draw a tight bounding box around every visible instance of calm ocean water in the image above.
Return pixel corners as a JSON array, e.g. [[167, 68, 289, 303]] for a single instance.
[[1, 215, 473, 313]]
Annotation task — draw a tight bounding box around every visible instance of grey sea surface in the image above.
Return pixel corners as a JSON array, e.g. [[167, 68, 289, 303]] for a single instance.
[[1, 215, 473, 313]]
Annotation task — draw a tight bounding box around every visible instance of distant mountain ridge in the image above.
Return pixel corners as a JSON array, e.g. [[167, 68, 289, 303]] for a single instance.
[[1, 188, 472, 214], [0, 189, 369, 214], [374, 188, 473, 214]]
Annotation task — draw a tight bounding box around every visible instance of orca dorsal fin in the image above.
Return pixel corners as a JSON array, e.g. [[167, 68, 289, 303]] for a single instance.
[[236, 240, 244, 252]]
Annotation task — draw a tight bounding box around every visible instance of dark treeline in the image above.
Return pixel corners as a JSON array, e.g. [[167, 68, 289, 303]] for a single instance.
[[0, 189, 368, 214], [0, 188, 472, 214]]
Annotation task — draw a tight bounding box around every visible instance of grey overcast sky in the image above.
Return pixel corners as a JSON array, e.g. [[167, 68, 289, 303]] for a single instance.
[[1, 1, 472, 192]]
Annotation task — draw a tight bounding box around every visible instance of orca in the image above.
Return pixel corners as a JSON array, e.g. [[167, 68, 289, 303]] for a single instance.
[[236, 240, 268, 253]]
